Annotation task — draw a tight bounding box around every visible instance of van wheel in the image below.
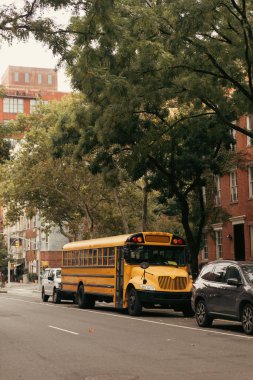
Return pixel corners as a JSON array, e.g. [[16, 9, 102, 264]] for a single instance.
[[78, 285, 95, 309], [195, 299, 212, 327], [127, 288, 142, 316], [42, 288, 49, 302], [242, 303, 253, 335], [53, 289, 61, 304]]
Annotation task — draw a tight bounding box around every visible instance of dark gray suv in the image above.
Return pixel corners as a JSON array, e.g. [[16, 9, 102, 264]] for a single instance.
[[191, 260, 253, 335]]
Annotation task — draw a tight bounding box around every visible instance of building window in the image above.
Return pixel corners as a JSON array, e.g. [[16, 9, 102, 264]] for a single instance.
[[215, 230, 223, 259], [24, 72, 30, 83], [38, 73, 42, 84], [31, 238, 36, 250], [250, 226, 253, 257], [14, 72, 19, 82], [3, 98, 24, 113], [30, 99, 39, 113], [230, 171, 238, 202], [202, 233, 208, 260], [247, 115, 253, 146], [214, 176, 221, 206], [47, 74, 52, 84], [249, 166, 253, 198]]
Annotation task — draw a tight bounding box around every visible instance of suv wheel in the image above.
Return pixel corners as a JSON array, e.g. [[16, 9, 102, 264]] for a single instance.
[[195, 299, 213, 327], [242, 303, 253, 335]]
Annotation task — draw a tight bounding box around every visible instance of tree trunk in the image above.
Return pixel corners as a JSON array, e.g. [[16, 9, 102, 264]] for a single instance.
[[142, 179, 148, 231], [113, 188, 129, 233]]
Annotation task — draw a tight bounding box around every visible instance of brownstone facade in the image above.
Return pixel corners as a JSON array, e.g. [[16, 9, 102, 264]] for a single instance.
[[201, 115, 253, 264]]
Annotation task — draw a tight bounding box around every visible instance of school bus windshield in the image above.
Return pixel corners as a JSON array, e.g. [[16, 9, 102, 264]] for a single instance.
[[124, 245, 187, 266]]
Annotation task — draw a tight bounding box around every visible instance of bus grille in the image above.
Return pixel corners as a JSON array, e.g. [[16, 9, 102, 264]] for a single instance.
[[158, 276, 187, 290]]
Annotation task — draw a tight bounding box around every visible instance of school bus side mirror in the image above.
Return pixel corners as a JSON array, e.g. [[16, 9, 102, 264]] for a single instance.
[[140, 262, 149, 270]]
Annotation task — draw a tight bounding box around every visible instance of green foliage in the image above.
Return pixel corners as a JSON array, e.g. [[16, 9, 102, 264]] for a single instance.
[[0, 98, 169, 240], [51, 0, 246, 275], [0, 235, 8, 271], [28, 272, 38, 282]]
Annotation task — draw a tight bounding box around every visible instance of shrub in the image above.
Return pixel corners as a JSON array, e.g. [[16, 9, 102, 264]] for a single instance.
[[28, 273, 38, 282]]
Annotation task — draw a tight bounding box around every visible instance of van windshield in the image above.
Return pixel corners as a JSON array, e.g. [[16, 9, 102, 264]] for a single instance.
[[124, 245, 187, 266]]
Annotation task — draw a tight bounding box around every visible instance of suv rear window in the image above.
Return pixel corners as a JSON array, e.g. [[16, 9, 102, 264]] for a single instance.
[[241, 265, 253, 285], [200, 264, 213, 281], [212, 263, 228, 282]]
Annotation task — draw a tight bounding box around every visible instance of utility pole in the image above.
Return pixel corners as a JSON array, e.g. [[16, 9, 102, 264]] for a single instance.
[[37, 212, 41, 289], [7, 233, 11, 285]]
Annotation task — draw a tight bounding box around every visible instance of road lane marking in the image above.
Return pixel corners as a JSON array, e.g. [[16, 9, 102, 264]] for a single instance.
[[2, 296, 253, 340], [48, 325, 79, 335]]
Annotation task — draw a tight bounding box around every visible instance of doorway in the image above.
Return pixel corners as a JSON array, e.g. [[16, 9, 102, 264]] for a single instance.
[[233, 224, 245, 261]]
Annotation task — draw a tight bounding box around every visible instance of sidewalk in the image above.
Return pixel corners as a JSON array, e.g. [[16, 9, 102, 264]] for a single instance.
[[0, 281, 41, 293]]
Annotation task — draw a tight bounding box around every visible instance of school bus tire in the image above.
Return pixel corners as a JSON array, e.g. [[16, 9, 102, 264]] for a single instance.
[[77, 284, 95, 309], [127, 287, 142, 316]]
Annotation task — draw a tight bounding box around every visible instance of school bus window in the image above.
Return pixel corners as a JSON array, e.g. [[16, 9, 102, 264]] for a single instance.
[[108, 247, 115, 265], [73, 250, 79, 266], [80, 250, 84, 265], [93, 249, 98, 266], [103, 247, 108, 265], [83, 249, 88, 266], [125, 245, 186, 266], [98, 248, 103, 265], [88, 249, 92, 265], [67, 251, 72, 266]]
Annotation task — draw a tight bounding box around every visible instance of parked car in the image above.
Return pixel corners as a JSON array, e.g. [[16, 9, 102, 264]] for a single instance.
[[191, 260, 253, 335], [41, 268, 75, 303]]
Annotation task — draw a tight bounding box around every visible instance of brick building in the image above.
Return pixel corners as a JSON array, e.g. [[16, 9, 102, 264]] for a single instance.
[[200, 115, 253, 265], [0, 65, 66, 124], [0, 66, 69, 279]]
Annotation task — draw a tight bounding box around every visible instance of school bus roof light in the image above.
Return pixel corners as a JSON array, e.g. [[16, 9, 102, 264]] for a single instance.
[[128, 234, 144, 243], [172, 238, 183, 245]]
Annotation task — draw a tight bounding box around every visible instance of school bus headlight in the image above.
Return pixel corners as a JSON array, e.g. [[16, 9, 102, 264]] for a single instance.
[[140, 284, 155, 291]]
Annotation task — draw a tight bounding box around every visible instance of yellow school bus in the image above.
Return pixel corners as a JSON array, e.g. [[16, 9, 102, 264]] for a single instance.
[[61, 231, 193, 316]]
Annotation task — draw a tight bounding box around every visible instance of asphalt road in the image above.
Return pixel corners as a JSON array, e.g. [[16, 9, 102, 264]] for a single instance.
[[1, 286, 253, 380]]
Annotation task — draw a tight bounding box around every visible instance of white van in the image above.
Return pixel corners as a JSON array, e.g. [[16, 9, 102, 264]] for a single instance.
[[41, 268, 75, 303]]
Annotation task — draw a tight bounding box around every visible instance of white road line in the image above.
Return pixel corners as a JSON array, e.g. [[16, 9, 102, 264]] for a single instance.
[[48, 325, 79, 335], [2, 297, 253, 340]]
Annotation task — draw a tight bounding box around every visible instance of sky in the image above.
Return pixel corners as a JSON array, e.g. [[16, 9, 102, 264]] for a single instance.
[[0, 39, 72, 92], [0, 0, 73, 93]]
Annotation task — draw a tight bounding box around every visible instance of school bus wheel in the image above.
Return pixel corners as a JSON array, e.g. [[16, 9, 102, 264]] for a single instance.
[[77, 284, 95, 309], [127, 286, 142, 316]]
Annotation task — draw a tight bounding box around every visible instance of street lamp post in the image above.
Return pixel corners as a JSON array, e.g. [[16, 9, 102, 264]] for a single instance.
[[37, 222, 41, 288]]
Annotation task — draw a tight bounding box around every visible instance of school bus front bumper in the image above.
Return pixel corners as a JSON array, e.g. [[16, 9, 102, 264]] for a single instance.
[[137, 290, 192, 308]]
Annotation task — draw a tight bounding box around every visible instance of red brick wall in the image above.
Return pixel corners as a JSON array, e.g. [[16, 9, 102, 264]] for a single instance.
[[203, 115, 253, 263]]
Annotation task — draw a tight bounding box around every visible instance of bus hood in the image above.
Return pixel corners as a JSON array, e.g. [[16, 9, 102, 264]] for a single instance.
[[131, 265, 188, 278]]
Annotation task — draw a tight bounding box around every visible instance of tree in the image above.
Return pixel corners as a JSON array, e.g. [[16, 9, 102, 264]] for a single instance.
[[0, 234, 8, 277], [52, 0, 243, 275], [62, 0, 253, 139], [0, 0, 88, 54], [0, 98, 163, 240]]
